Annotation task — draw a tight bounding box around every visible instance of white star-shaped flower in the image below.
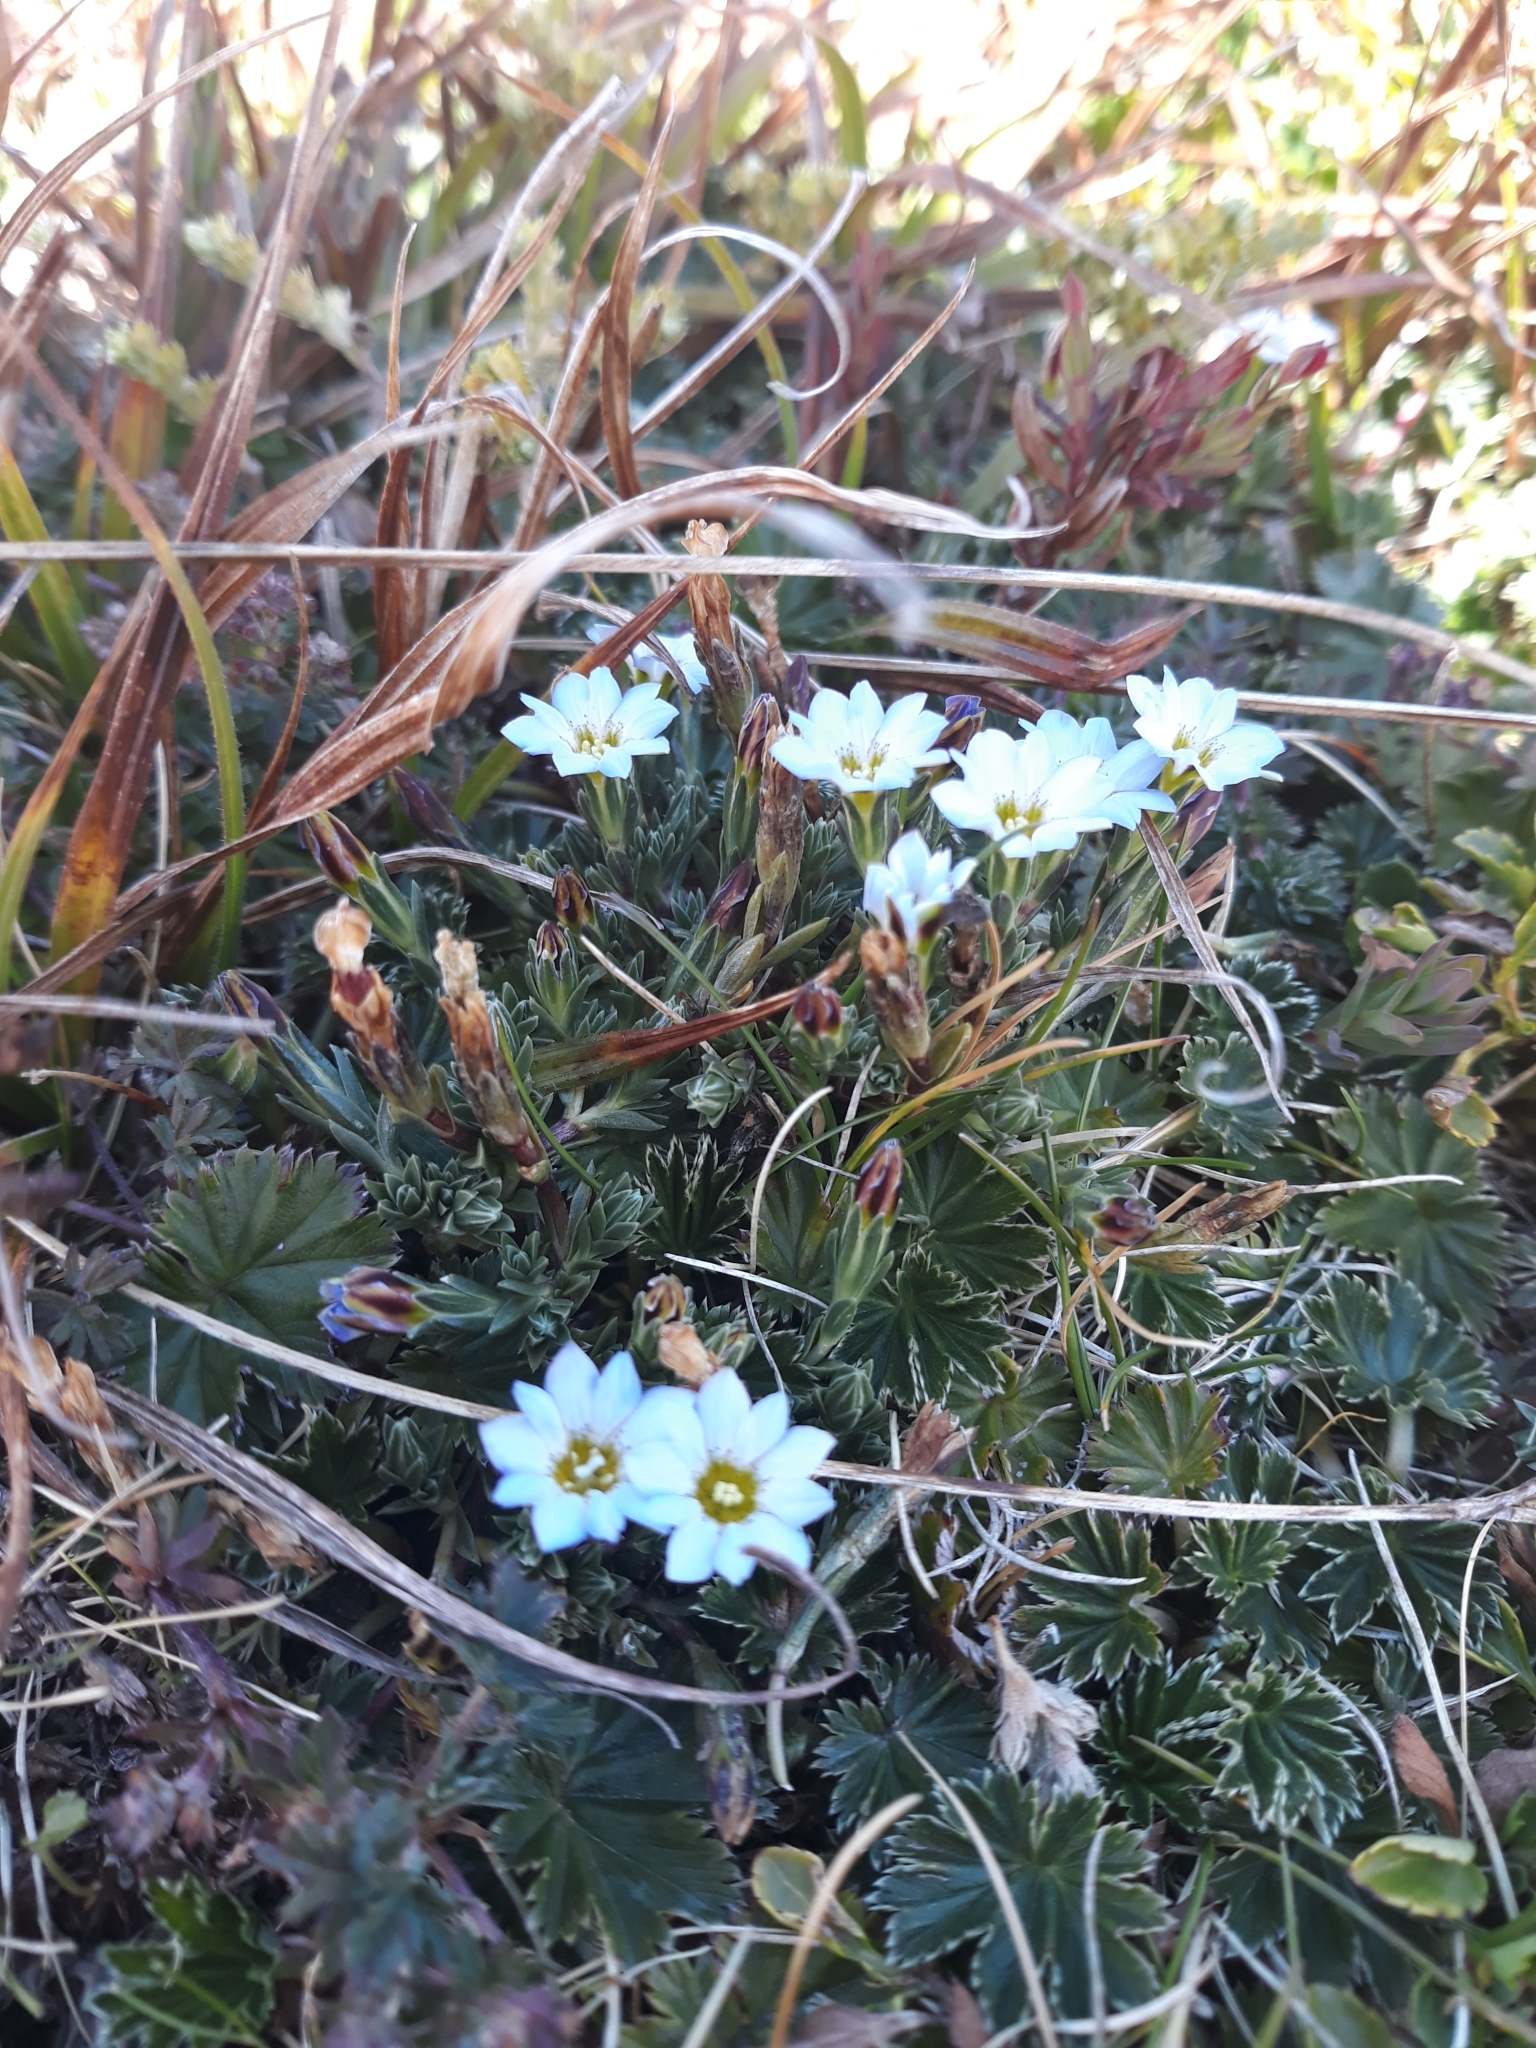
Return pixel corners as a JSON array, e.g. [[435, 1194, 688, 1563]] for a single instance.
[[1033, 709, 1176, 827], [479, 1342, 652, 1550], [586, 620, 707, 694], [770, 680, 948, 796], [863, 830, 976, 945], [1126, 668, 1284, 791], [929, 727, 1117, 857], [624, 1369, 835, 1586], [502, 668, 677, 780]]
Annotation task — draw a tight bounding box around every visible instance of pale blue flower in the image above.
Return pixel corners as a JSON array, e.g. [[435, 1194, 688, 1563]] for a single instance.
[[1033, 708, 1175, 828], [1127, 668, 1284, 790], [863, 830, 976, 945], [503, 668, 677, 780], [586, 620, 707, 695], [930, 727, 1116, 858], [624, 1368, 835, 1586], [771, 680, 947, 796], [480, 1342, 653, 1550]]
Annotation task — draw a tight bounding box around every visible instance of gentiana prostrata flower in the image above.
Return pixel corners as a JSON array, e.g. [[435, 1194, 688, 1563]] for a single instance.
[[863, 830, 976, 946], [770, 680, 948, 796], [1126, 668, 1285, 790], [929, 727, 1118, 857], [587, 619, 707, 695], [502, 668, 677, 780], [624, 1368, 836, 1586], [478, 1342, 655, 1550]]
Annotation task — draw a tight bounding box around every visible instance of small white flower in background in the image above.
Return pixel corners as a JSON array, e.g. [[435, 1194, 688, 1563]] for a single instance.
[[586, 620, 708, 695], [502, 668, 677, 780], [624, 1368, 835, 1586], [1127, 668, 1285, 791], [864, 831, 976, 945], [479, 1342, 653, 1549], [930, 727, 1116, 857], [1033, 709, 1176, 828], [770, 679, 948, 796], [1208, 304, 1337, 367]]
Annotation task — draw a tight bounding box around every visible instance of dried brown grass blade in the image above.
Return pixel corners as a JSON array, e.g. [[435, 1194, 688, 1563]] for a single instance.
[[100, 1382, 859, 1711], [602, 108, 675, 502]]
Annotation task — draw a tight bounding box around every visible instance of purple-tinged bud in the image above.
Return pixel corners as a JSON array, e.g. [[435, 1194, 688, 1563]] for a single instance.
[[705, 860, 755, 936], [301, 811, 372, 889], [552, 867, 593, 930], [1092, 1195, 1158, 1247], [937, 695, 984, 756], [393, 769, 472, 849], [856, 1141, 904, 1228], [213, 971, 288, 1032], [318, 1267, 430, 1342], [782, 652, 812, 717], [792, 982, 843, 1040], [1177, 783, 1223, 857], [737, 695, 778, 775], [533, 919, 567, 963], [643, 1274, 689, 1323]]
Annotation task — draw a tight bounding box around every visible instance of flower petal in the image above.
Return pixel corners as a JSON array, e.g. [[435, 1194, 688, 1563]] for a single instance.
[[759, 1475, 836, 1527], [532, 1489, 590, 1551], [479, 1414, 551, 1477], [593, 1351, 643, 1437], [512, 1383, 568, 1449], [665, 1514, 722, 1582], [696, 1368, 753, 1457], [543, 1342, 599, 1433], [756, 1424, 836, 1482]]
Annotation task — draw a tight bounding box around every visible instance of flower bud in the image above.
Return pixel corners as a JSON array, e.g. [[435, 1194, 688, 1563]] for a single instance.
[[859, 925, 931, 1074], [856, 1141, 904, 1227], [642, 1274, 689, 1323], [393, 768, 472, 849], [552, 866, 593, 930], [213, 970, 288, 1032], [737, 695, 778, 775], [782, 652, 812, 717], [435, 929, 548, 1181], [301, 811, 371, 888], [705, 860, 755, 936], [1177, 782, 1223, 857], [685, 520, 751, 737], [315, 901, 447, 1133], [318, 1266, 430, 1342], [754, 707, 804, 951], [792, 982, 843, 1040], [937, 695, 984, 756], [1092, 1195, 1158, 1247], [533, 919, 567, 963]]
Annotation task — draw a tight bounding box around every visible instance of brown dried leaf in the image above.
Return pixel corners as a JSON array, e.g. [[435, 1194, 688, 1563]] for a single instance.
[[1393, 1714, 1458, 1830], [601, 111, 674, 502], [1473, 1744, 1536, 1828]]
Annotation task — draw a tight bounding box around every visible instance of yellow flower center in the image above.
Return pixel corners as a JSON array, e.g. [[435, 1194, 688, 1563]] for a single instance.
[[1172, 725, 1195, 751], [572, 719, 624, 757], [838, 742, 885, 780], [552, 1435, 621, 1495], [697, 1458, 758, 1524]]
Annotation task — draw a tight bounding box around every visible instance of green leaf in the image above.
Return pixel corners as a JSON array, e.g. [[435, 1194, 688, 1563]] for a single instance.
[[88, 1877, 276, 2047], [1181, 1032, 1284, 1158], [487, 1702, 733, 1961], [818, 1655, 994, 1830], [1024, 1520, 1167, 1682], [1303, 1273, 1492, 1424], [1320, 1093, 1505, 1331], [1348, 1834, 1488, 1919], [1302, 1983, 1399, 2048], [750, 1846, 892, 1978], [897, 1135, 1048, 1291], [275, 1411, 386, 1522], [1217, 1666, 1364, 1840], [813, 37, 867, 170], [1300, 1510, 1498, 1645], [874, 1779, 1166, 2022], [139, 1148, 392, 1420], [845, 1248, 1006, 1406], [1094, 1654, 1226, 1828], [1088, 1379, 1228, 1497]]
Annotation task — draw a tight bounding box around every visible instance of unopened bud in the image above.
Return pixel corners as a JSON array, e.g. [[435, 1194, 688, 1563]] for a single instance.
[[754, 724, 804, 951], [434, 929, 547, 1181], [1177, 783, 1223, 856], [782, 652, 812, 716], [737, 695, 778, 775], [301, 811, 371, 888], [1092, 1195, 1158, 1247], [315, 902, 446, 1133], [937, 695, 984, 756], [213, 970, 288, 1031], [318, 1267, 430, 1342], [859, 925, 930, 1073], [705, 860, 755, 936], [533, 919, 567, 963], [856, 1141, 904, 1227], [792, 982, 843, 1040], [393, 768, 471, 849], [643, 1274, 689, 1323], [552, 866, 593, 930]]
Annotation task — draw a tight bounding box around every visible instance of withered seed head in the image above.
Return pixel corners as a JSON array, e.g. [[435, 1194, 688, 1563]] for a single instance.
[[859, 925, 930, 1069], [434, 928, 547, 1181], [314, 899, 371, 977], [737, 694, 779, 774], [643, 1274, 689, 1323]]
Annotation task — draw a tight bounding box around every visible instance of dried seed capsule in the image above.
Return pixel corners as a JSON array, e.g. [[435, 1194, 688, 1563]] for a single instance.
[[314, 902, 446, 1133], [736, 694, 778, 775], [704, 860, 755, 936], [859, 925, 930, 1072], [435, 929, 548, 1182], [754, 706, 804, 950]]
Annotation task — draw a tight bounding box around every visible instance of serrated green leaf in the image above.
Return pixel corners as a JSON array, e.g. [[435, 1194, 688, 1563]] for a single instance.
[[845, 1248, 1006, 1406], [897, 1135, 1049, 1290], [1088, 1378, 1227, 1497], [1217, 1666, 1364, 1840], [874, 1779, 1166, 2022], [1320, 1094, 1505, 1331], [1181, 1032, 1284, 1157], [1303, 1273, 1492, 1425], [1094, 1654, 1226, 1827], [138, 1148, 391, 1420], [817, 1655, 993, 1830], [1024, 1520, 1167, 1682], [1348, 1834, 1488, 1919], [1300, 1510, 1498, 1644], [87, 1878, 276, 2047]]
